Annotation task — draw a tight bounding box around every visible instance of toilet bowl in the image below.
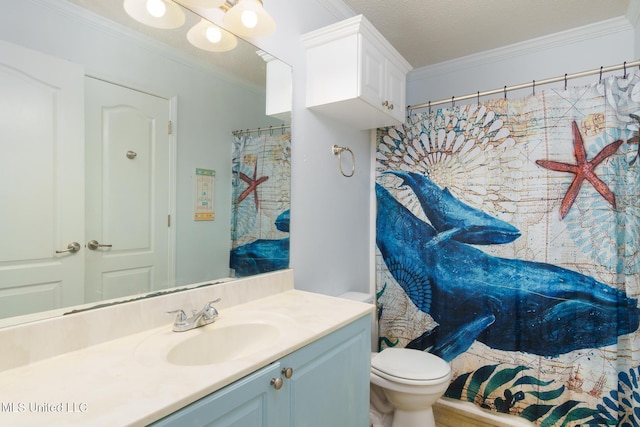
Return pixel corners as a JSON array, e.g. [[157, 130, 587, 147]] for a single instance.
[[336, 292, 450, 427], [370, 347, 452, 427]]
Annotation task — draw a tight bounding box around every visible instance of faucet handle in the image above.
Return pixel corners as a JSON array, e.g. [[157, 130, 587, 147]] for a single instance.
[[202, 298, 221, 320], [167, 309, 189, 328]]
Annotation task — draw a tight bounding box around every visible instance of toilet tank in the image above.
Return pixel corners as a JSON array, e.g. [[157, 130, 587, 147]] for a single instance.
[[339, 291, 374, 304]]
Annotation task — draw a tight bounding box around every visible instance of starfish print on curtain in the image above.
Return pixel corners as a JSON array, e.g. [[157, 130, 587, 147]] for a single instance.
[[237, 162, 269, 209], [535, 120, 623, 219]]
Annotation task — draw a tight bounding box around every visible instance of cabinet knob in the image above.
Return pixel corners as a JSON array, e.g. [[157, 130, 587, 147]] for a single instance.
[[382, 100, 389, 108], [388, 103, 394, 110], [282, 367, 294, 379], [270, 377, 283, 390]]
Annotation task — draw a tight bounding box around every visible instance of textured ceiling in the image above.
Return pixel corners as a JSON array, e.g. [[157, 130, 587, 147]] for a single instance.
[[342, 0, 632, 69]]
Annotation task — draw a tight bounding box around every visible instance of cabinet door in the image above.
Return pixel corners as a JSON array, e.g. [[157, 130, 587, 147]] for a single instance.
[[283, 315, 371, 427], [385, 58, 407, 122], [359, 36, 385, 108], [151, 363, 283, 427]]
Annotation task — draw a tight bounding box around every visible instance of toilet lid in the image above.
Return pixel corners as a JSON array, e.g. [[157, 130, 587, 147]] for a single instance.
[[371, 348, 450, 381]]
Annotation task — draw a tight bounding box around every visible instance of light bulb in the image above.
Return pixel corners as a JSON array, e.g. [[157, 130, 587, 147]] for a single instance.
[[205, 27, 222, 44], [146, 0, 166, 18], [223, 0, 275, 37], [241, 10, 258, 29]]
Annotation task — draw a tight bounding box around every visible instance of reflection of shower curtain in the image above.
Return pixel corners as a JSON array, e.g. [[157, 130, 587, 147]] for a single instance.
[[230, 131, 291, 277], [375, 71, 640, 425]]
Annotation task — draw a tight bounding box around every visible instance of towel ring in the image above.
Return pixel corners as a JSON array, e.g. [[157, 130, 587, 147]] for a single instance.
[[332, 145, 355, 177]]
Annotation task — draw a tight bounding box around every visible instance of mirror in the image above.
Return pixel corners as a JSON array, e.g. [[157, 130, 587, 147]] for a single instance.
[[0, 0, 291, 326]]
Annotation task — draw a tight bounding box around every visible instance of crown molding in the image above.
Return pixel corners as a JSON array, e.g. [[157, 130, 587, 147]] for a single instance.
[[409, 16, 634, 83], [313, 0, 355, 20]]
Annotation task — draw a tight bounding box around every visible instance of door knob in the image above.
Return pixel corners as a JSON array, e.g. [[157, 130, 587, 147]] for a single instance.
[[87, 240, 113, 250], [55, 242, 81, 254]]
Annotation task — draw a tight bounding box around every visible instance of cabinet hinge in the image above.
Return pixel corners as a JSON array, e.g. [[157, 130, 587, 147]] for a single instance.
[[168, 120, 173, 135]]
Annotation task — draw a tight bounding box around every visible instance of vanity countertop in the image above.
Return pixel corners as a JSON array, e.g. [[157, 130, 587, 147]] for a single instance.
[[0, 290, 373, 426]]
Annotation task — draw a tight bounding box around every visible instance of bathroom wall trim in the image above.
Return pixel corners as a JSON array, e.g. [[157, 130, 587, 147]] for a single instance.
[[313, 0, 356, 21], [408, 16, 633, 83]]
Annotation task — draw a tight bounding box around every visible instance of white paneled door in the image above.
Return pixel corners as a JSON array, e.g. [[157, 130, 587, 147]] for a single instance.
[[84, 77, 171, 303], [0, 41, 85, 318]]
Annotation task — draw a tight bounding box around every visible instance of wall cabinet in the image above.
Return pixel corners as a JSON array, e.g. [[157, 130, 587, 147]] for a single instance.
[[150, 315, 371, 427], [302, 15, 412, 130], [258, 51, 292, 122]]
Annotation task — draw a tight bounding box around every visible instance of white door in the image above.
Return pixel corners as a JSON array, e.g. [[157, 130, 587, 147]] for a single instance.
[[0, 41, 85, 318], [84, 77, 171, 302]]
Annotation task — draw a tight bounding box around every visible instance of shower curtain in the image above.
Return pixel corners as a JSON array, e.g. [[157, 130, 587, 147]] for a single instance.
[[375, 71, 640, 426], [230, 130, 290, 277]]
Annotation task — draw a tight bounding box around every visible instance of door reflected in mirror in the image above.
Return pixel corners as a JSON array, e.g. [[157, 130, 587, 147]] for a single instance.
[[0, 0, 292, 326]]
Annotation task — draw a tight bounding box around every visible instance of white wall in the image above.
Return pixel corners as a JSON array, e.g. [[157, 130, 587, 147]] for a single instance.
[[240, 1, 374, 297]]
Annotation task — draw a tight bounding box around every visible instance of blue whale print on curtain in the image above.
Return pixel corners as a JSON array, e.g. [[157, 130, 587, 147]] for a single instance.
[[375, 72, 640, 425]]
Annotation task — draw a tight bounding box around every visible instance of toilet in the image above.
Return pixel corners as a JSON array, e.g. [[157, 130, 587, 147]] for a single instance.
[[338, 292, 452, 427], [370, 347, 451, 427]]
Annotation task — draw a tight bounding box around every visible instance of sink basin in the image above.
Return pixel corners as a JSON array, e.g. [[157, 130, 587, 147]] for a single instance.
[[133, 310, 294, 368], [167, 322, 280, 366]]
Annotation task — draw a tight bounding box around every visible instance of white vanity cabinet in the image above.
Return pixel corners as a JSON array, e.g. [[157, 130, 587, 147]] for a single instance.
[[150, 314, 371, 427], [302, 15, 412, 130]]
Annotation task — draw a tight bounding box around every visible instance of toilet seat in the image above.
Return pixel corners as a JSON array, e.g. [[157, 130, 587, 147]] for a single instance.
[[371, 348, 451, 385]]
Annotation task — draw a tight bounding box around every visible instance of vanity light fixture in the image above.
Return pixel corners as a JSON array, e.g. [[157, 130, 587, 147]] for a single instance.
[[124, 0, 275, 53], [223, 0, 276, 37], [187, 18, 238, 52], [180, 0, 227, 8], [123, 0, 186, 29]]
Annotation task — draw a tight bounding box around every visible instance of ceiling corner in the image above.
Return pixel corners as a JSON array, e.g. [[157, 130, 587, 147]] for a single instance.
[[313, 0, 355, 21], [627, 0, 640, 26]]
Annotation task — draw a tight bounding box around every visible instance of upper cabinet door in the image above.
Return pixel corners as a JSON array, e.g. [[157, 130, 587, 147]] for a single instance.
[[384, 58, 407, 123], [359, 36, 386, 108], [0, 40, 85, 318], [302, 15, 412, 130]]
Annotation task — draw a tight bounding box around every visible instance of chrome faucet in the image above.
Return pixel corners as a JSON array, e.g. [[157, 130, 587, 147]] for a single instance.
[[167, 298, 221, 332]]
